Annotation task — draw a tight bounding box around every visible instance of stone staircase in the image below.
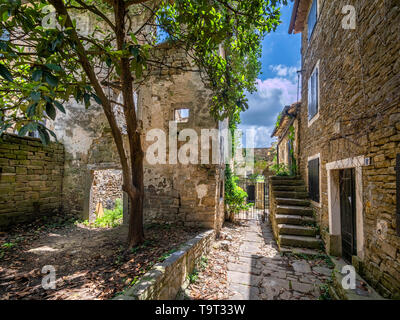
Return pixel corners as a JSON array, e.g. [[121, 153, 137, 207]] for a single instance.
[[269, 176, 323, 251]]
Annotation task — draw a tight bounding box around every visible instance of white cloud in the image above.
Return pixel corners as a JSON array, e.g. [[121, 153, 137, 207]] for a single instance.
[[239, 65, 299, 148], [269, 64, 298, 80]]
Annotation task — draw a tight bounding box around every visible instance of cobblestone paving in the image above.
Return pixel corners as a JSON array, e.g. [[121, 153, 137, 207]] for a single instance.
[[227, 218, 333, 300], [186, 217, 333, 300]]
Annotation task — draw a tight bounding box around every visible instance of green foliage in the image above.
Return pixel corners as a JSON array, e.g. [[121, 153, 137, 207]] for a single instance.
[[1, 242, 15, 249], [270, 160, 291, 176], [188, 269, 199, 284], [225, 165, 253, 214], [319, 283, 332, 300], [0, 0, 287, 143], [199, 256, 208, 271], [83, 198, 123, 228]]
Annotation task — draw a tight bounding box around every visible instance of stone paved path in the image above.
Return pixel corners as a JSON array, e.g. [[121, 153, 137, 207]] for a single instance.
[[226, 218, 332, 300]]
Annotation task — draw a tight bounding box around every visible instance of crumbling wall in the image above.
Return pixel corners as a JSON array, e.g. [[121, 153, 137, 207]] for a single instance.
[[50, 45, 225, 232], [140, 45, 225, 231], [0, 134, 64, 228]]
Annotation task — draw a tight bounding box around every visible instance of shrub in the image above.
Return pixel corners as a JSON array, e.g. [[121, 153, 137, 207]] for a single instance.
[[83, 198, 123, 228], [225, 166, 253, 217]]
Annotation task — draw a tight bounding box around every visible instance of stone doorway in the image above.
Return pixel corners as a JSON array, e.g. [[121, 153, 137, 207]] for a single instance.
[[326, 156, 365, 260], [83, 165, 128, 223]]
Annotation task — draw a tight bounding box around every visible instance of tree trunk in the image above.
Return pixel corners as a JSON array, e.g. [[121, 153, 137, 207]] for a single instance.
[[127, 131, 145, 248]]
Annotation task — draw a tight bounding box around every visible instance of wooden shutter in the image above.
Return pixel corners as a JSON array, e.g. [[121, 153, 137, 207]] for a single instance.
[[308, 158, 320, 203], [396, 153, 400, 236]]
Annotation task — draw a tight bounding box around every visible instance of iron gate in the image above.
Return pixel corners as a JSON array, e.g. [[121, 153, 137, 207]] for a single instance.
[[236, 178, 269, 220]]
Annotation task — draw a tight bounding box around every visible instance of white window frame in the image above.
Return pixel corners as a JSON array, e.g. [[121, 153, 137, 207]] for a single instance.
[[308, 60, 320, 127], [307, 153, 321, 207]]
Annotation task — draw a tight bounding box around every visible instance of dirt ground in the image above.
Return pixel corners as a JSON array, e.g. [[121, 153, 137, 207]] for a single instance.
[[0, 215, 203, 300]]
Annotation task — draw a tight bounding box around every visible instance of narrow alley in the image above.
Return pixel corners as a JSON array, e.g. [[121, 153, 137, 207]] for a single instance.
[[186, 215, 334, 300]]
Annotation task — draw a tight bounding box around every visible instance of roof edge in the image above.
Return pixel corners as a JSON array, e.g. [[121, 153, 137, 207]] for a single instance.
[[288, 0, 301, 34]]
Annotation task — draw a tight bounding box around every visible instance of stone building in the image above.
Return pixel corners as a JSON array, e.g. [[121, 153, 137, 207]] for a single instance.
[[0, 9, 226, 234], [289, 0, 400, 297], [46, 43, 226, 233], [271, 102, 301, 173]]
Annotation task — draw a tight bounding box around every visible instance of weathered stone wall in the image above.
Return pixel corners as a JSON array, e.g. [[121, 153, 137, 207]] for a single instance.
[[0, 134, 64, 228], [140, 45, 226, 232], [50, 101, 121, 219], [50, 45, 225, 232], [114, 229, 214, 300], [297, 0, 400, 297]]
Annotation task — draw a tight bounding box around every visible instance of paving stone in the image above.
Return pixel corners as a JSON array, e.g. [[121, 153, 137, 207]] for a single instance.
[[312, 266, 333, 276], [291, 260, 312, 273], [279, 291, 293, 300], [237, 256, 259, 266], [260, 277, 290, 299], [290, 281, 315, 293], [227, 262, 261, 275], [229, 283, 260, 300], [227, 270, 262, 286]]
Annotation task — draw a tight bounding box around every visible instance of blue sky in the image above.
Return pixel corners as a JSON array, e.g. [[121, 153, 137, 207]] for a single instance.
[[239, 2, 301, 148]]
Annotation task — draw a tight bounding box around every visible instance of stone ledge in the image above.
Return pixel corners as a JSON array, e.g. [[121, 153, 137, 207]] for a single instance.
[[113, 229, 214, 300], [329, 257, 386, 300]]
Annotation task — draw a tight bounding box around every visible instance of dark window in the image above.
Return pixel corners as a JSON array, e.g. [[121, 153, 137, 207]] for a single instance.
[[308, 157, 320, 203], [308, 66, 319, 120], [396, 153, 400, 236], [308, 0, 318, 41]]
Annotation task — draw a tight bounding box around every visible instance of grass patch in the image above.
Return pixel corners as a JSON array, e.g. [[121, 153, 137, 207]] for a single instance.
[[188, 269, 199, 284], [82, 198, 123, 228]]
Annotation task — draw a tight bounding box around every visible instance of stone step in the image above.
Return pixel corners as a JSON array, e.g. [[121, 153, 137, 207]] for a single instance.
[[279, 235, 323, 249], [275, 214, 315, 225], [276, 205, 314, 216], [273, 191, 309, 199], [279, 246, 323, 257], [272, 185, 307, 192], [275, 198, 311, 206], [270, 179, 304, 186], [278, 224, 317, 237], [270, 176, 301, 180]]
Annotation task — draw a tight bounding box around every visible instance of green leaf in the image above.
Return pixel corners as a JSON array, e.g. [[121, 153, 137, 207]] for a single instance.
[[32, 69, 43, 82], [27, 103, 37, 117], [30, 91, 41, 102], [45, 64, 62, 72], [53, 100, 66, 113], [37, 126, 50, 145], [45, 73, 58, 87], [45, 102, 56, 120], [18, 122, 37, 137], [83, 92, 91, 108], [91, 93, 102, 105], [0, 63, 13, 82], [18, 124, 31, 137]]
